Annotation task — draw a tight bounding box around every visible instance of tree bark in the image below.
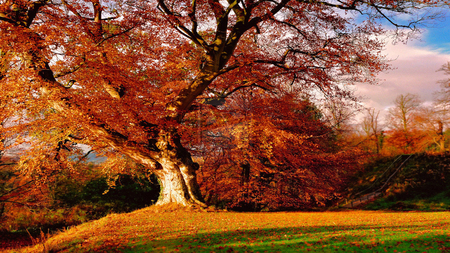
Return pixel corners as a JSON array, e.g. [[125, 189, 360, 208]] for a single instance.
[[90, 127, 206, 207], [153, 158, 204, 206], [152, 129, 205, 207]]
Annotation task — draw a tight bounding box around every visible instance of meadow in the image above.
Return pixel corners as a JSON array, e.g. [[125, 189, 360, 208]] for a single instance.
[[7, 207, 450, 252]]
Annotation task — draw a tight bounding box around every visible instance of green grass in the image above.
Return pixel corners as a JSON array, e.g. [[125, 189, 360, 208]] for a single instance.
[[7, 207, 450, 252]]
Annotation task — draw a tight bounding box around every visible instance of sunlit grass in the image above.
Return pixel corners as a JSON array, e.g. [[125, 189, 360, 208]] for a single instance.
[[8, 208, 450, 252]]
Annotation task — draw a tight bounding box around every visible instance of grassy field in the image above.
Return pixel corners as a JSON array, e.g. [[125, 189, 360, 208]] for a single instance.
[[6, 206, 450, 253]]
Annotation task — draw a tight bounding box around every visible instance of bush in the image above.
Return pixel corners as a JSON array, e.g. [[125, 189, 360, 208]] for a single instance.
[[1, 206, 87, 232], [1, 170, 160, 232], [53, 173, 160, 214]]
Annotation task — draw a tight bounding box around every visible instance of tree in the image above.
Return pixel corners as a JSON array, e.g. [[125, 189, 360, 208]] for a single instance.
[[387, 93, 421, 133], [432, 62, 450, 150], [197, 92, 361, 210], [386, 93, 427, 152], [412, 106, 446, 152], [322, 96, 360, 139], [0, 0, 441, 207], [362, 108, 383, 154], [434, 62, 450, 108]]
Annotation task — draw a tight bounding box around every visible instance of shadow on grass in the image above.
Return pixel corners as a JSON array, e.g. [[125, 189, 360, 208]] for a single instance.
[[124, 223, 450, 253]]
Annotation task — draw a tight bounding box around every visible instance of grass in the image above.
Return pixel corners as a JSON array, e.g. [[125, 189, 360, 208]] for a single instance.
[[5, 206, 450, 253]]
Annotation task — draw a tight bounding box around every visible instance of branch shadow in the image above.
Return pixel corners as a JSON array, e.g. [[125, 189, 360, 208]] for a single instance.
[[124, 222, 450, 252]]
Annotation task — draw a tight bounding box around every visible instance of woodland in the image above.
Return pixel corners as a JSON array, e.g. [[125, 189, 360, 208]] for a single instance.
[[1, 0, 450, 250]]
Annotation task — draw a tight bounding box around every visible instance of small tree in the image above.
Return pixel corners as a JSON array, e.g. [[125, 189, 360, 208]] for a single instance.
[[432, 62, 450, 151], [362, 108, 383, 154]]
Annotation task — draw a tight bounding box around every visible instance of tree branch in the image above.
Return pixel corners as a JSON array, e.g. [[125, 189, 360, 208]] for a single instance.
[[0, 14, 16, 25], [25, 0, 48, 28], [157, 0, 210, 50], [61, 0, 96, 39]]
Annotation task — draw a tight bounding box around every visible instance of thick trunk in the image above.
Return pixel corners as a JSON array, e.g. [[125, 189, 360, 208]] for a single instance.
[[153, 157, 205, 206], [91, 127, 206, 207], [152, 129, 205, 207]]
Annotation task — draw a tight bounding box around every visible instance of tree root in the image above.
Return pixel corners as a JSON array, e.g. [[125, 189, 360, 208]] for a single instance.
[[145, 203, 224, 213]]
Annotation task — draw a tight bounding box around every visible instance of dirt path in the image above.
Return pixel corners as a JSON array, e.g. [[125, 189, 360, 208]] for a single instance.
[[343, 192, 381, 208]]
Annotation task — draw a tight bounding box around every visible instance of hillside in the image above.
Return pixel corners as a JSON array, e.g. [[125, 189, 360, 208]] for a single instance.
[[345, 152, 450, 210]]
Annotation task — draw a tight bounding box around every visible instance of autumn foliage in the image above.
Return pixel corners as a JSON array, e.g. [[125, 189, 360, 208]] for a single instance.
[[0, 0, 444, 210], [195, 93, 363, 210], [359, 87, 450, 156]]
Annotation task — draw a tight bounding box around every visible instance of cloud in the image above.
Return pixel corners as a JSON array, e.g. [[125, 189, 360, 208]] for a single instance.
[[355, 37, 450, 120]]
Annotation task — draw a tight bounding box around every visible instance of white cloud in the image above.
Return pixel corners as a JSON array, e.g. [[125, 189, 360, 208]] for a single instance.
[[355, 37, 450, 123]]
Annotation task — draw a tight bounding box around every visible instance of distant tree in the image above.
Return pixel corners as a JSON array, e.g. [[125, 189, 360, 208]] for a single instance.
[[322, 97, 360, 139], [0, 0, 442, 207], [387, 93, 421, 133], [411, 106, 446, 152], [432, 62, 450, 150], [386, 93, 426, 152], [434, 62, 450, 108], [362, 108, 383, 154]]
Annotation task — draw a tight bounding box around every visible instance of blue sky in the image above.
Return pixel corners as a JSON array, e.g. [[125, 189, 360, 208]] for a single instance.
[[423, 13, 450, 53]]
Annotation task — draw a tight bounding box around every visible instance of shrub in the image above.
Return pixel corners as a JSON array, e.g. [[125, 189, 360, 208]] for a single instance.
[[1, 169, 160, 232]]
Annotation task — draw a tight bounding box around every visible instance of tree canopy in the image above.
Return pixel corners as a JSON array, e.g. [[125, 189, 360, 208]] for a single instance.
[[0, 0, 442, 207]]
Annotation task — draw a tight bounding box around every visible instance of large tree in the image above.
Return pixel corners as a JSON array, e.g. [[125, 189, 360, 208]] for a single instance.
[[0, 0, 441, 207]]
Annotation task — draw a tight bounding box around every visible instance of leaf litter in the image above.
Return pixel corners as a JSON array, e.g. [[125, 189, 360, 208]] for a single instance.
[[10, 208, 450, 253]]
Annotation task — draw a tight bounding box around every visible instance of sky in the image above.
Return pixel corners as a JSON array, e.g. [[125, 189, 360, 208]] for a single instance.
[[354, 7, 450, 125]]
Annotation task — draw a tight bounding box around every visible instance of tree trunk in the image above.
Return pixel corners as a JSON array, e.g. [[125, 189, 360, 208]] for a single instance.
[[92, 126, 206, 207], [438, 120, 445, 152], [153, 158, 205, 206], [152, 129, 205, 207]]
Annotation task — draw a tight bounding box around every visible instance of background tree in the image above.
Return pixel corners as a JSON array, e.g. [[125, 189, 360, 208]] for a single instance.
[[0, 0, 441, 207], [434, 62, 450, 107], [197, 91, 361, 210], [362, 108, 383, 154], [387, 93, 421, 133], [413, 106, 447, 152], [431, 62, 450, 151], [321, 96, 361, 141], [386, 93, 422, 152]]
